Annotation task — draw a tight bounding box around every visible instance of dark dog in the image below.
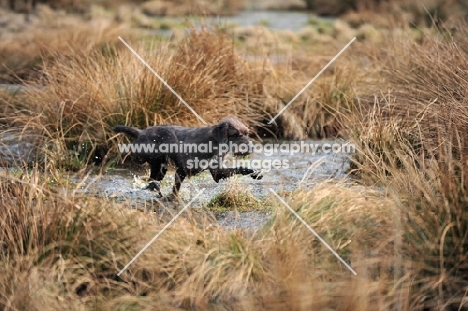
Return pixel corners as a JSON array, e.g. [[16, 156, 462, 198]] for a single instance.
[[114, 117, 262, 197]]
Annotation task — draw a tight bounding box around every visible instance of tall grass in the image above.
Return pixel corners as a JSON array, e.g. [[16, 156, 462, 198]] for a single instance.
[[0, 165, 147, 309], [0, 25, 360, 169], [15, 28, 269, 168], [348, 21, 468, 310]]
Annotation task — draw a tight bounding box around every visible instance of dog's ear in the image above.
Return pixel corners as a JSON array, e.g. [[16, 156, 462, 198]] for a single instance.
[[213, 122, 229, 144]]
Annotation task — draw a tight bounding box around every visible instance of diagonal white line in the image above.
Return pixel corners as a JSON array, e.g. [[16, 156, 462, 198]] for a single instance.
[[117, 189, 205, 276], [118, 36, 207, 125], [268, 37, 356, 125], [269, 188, 357, 275]]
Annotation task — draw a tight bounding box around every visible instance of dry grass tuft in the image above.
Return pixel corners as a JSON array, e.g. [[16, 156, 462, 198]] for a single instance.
[[0, 20, 124, 83], [206, 178, 263, 212]]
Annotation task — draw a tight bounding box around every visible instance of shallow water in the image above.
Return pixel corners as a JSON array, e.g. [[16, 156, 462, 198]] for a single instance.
[[153, 10, 332, 36], [203, 10, 315, 31]]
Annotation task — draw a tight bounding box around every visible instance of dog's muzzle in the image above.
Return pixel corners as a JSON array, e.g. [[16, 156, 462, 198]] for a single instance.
[[233, 141, 254, 156]]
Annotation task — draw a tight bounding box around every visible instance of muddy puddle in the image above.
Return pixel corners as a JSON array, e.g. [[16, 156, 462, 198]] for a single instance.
[[70, 139, 353, 229]]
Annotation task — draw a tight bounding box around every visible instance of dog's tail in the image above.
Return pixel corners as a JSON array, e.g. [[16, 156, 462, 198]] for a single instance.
[[113, 125, 141, 139]]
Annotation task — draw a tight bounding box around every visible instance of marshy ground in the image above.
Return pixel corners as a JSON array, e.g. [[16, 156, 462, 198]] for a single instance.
[[68, 139, 352, 229], [1, 0, 468, 310]]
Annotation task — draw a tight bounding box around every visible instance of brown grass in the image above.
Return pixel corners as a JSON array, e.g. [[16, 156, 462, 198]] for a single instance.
[[0, 165, 147, 309], [0, 163, 406, 310], [307, 0, 467, 28], [5, 0, 245, 15], [347, 20, 468, 310], [0, 18, 124, 83]]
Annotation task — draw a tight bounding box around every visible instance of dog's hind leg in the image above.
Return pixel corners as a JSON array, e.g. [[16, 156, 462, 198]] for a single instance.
[[172, 167, 187, 196]]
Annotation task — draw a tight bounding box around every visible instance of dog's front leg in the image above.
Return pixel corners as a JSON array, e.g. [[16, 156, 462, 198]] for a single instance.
[[209, 166, 263, 182], [147, 161, 167, 198]]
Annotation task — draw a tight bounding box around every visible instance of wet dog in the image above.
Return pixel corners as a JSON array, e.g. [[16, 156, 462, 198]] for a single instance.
[[114, 117, 262, 197]]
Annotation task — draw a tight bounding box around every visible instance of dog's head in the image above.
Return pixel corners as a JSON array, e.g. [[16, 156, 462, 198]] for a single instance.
[[213, 117, 253, 156]]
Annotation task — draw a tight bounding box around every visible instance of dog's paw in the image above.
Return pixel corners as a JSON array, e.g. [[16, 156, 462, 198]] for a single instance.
[[250, 169, 263, 180], [132, 175, 148, 190], [146, 181, 163, 198]]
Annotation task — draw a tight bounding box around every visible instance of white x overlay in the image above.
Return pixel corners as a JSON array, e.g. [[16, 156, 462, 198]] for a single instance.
[[269, 188, 357, 275], [268, 37, 356, 124], [117, 189, 205, 276], [118, 36, 207, 125], [117, 33, 357, 277]]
